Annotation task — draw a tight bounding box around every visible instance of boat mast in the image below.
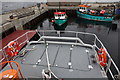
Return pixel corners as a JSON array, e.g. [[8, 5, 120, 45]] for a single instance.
[[59, 1, 60, 11]]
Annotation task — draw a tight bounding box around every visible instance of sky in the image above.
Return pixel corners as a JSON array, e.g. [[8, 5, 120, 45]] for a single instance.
[[0, 0, 119, 2]]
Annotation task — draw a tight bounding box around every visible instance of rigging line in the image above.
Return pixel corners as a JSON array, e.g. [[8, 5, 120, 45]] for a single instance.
[[22, 63, 91, 72], [69, 48, 72, 63], [22, 63, 47, 67], [86, 48, 91, 65], [45, 44, 59, 79], [52, 66, 91, 72], [52, 45, 60, 66], [45, 44, 51, 70], [36, 47, 46, 65]]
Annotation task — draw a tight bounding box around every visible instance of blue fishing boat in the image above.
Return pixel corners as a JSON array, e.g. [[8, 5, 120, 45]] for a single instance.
[[76, 4, 114, 22]]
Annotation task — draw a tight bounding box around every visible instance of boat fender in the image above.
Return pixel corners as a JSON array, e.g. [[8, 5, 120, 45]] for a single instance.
[[98, 48, 107, 67], [52, 20, 55, 23], [7, 41, 20, 57]]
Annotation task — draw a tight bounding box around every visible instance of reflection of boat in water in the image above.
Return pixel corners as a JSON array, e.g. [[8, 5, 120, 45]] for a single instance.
[[76, 4, 114, 22], [76, 17, 112, 27], [0, 30, 120, 80], [53, 22, 68, 30], [52, 12, 68, 30]]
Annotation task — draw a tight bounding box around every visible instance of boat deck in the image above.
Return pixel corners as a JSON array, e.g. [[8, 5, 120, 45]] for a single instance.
[[2, 43, 108, 79]]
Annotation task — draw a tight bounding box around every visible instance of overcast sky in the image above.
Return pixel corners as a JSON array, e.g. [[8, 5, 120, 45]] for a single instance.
[[0, 0, 119, 2]]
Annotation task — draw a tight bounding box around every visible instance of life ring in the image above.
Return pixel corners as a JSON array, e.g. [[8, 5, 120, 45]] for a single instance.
[[98, 48, 107, 67], [7, 41, 19, 57]]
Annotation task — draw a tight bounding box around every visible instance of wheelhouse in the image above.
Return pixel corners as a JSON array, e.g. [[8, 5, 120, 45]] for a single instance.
[[78, 5, 91, 13], [54, 12, 67, 19]]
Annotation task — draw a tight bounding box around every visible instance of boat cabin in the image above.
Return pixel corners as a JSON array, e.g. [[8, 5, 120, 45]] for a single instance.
[[54, 12, 67, 19], [78, 5, 91, 13]]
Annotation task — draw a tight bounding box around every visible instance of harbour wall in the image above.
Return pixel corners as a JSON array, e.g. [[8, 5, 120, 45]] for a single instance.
[[1, 3, 48, 39]]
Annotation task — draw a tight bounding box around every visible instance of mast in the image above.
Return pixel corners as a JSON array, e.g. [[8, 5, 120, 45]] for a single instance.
[[59, 2, 60, 11]]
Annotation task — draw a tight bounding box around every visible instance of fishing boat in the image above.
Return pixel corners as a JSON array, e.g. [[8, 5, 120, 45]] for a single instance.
[[52, 12, 68, 30], [0, 30, 120, 80], [76, 4, 114, 22]]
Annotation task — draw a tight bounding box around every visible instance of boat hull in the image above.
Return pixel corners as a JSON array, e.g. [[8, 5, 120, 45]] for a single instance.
[[76, 11, 114, 22], [53, 19, 68, 30]]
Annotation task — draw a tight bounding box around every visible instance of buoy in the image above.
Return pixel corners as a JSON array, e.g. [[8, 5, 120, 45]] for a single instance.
[[7, 41, 20, 57], [52, 20, 54, 23], [98, 48, 107, 67]]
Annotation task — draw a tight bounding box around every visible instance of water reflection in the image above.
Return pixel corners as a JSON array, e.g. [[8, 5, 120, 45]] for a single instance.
[[53, 22, 68, 30], [76, 17, 112, 28], [75, 17, 118, 33]]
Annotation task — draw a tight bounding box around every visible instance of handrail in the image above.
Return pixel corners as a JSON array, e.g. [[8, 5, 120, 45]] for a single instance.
[[0, 30, 36, 51], [0, 30, 37, 62], [0, 30, 119, 80]]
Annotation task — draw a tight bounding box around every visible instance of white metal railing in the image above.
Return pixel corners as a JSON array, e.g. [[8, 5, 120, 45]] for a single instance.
[[36, 30, 120, 80], [0, 30, 119, 80]]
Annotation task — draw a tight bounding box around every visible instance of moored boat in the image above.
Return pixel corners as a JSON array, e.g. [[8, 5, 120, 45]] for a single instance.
[[76, 4, 114, 22], [52, 12, 68, 30]]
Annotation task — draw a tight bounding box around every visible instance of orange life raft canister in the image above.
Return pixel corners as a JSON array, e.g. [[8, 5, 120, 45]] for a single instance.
[[98, 48, 107, 67], [0, 61, 23, 80]]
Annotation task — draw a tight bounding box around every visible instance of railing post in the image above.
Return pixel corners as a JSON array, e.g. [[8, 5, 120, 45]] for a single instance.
[[26, 32, 29, 43], [57, 31, 60, 37], [76, 33, 78, 43], [94, 37, 96, 46], [106, 59, 112, 73]]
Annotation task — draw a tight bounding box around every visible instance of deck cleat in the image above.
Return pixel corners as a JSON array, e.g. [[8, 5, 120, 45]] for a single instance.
[[88, 65, 93, 69], [85, 50, 89, 53], [68, 62, 72, 66], [70, 48, 73, 51], [71, 45, 74, 48], [38, 59, 41, 63]]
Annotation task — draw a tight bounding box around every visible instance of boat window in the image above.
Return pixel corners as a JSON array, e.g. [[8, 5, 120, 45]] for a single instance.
[[55, 14, 58, 16], [62, 14, 65, 16], [58, 14, 61, 17]]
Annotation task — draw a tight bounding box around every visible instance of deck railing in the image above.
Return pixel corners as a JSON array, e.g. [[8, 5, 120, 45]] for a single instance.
[[0, 30, 119, 80], [0, 30, 36, 62]]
